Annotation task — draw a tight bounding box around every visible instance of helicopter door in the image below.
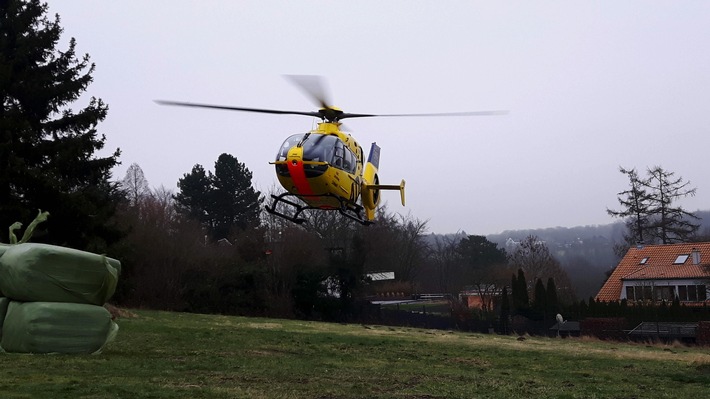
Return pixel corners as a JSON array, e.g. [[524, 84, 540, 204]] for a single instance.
[[332, 140, 357, 174], [333, 142, 345, 169]]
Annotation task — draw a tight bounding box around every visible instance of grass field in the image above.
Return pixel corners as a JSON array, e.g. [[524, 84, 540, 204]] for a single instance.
[[1, 310, 709, 398]]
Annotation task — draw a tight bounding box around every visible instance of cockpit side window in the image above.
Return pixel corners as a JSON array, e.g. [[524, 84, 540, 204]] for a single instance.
[[332, 141, 345, 168], [332, 141, 357, 173], [343, 147, 356, 173]]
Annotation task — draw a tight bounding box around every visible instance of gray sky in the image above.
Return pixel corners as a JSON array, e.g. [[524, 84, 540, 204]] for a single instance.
[[48, 1, 710, 235]]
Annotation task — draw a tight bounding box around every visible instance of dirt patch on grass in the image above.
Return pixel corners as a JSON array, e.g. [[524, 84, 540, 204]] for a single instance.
[[246, 322, 283, 330], [105, 304, 138, 319]]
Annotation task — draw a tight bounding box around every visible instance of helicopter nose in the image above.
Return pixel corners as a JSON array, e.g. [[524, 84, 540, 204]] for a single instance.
[[286, 158, 314, 196]]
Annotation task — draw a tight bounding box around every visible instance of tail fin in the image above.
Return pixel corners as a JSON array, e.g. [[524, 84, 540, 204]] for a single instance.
[[361, 143, 405, 221]]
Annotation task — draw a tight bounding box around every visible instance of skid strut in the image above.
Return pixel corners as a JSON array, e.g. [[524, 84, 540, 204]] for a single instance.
[[265, 192, 372, 225]]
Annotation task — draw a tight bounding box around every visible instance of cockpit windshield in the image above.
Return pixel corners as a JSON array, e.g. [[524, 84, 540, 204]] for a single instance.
[[275, 134, 357, 173]]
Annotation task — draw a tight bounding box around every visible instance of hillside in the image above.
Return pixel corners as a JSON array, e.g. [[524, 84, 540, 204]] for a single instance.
[[429, 210, 710, 300]]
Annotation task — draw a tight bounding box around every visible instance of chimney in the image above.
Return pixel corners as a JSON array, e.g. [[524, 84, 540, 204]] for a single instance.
[[691, 248, 701, 265]]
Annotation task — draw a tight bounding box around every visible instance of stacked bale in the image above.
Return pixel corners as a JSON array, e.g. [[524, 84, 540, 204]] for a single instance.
[[0, 243, 120, 354]]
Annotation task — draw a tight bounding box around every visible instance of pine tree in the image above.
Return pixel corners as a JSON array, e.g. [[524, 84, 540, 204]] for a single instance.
[[175, 153, 262, 241], [545, 277, 558, 316], [0, 0, 121, 249], [533, 278, 546, 316], [499, 286, 510, 334], [608, 165, 700, 250], [643, 166, 700, 244], [512, 268, 529, 313], [174, 164, 212, 227], [211, 153, 262, 238], [607, 167, 653, 248]]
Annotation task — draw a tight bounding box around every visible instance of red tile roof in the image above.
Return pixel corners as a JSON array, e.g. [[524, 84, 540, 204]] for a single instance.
[[595, 242, 710, 302]]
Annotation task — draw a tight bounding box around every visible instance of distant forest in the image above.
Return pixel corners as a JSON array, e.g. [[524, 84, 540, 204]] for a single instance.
[[428, 210, 710, 300]]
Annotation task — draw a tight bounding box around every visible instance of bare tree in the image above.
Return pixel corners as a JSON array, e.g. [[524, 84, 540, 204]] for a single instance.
[[428, 234, 463, 294], [392, 213, 429, 282], [507, 235, 575, 303], [121, 163, 151, 208]]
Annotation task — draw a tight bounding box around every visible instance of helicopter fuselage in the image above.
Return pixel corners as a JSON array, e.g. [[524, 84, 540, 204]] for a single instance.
[[272, 122, 364, 211]]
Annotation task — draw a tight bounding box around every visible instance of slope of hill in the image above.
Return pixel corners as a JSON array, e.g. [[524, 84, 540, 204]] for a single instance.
[[429, 210, 710, 300]]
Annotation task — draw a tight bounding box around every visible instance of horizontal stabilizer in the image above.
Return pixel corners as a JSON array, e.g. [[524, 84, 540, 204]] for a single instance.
[[365, 179, 406, 206]]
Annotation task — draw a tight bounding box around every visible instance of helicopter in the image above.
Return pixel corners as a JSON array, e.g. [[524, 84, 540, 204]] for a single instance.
[[156, 76, 506, 225]]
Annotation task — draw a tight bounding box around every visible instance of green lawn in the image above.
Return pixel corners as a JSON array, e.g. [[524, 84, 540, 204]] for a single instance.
[[1, 310, 709, 398]]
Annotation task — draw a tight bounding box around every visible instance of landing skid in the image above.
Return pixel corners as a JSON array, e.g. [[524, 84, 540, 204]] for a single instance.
[[265, 192, 373, 226]]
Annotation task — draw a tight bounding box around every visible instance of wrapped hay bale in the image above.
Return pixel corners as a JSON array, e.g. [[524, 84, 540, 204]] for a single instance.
[[0, 297, 8, 340], [0, 243, 120, 305], [1, 301, 118, 354], [0, 243, 9, 258]]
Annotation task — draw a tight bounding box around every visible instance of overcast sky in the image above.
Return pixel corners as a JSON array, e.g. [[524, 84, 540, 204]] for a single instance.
[[48, 1, 710, 235]]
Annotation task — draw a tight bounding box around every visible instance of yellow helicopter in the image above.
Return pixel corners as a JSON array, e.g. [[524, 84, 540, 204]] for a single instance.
[[157, 76, 505, 225]]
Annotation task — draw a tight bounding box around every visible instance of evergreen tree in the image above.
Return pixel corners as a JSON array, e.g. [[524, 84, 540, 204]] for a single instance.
[[512, 268, 529, 313], [0, 0, 121, 249], [608, 165, 700, 251], [499, 286, 510, 334], [174, 153, 262, 241], [607, 167, 653, 251], [545, 277, 558, 316], [174, 164, 211, 226], [211, 153, 262, 238], [533, 278, 546, 316], [643, 166, 700, 244], [457, 235, 507, 267]]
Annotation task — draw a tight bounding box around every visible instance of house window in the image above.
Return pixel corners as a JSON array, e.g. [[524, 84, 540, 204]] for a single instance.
[[639, 257, 649, 265], [676, 285, 708, 302], [626, 285, 654, 301], [674, 254, 689, 264], [654, 286, 673, 301]]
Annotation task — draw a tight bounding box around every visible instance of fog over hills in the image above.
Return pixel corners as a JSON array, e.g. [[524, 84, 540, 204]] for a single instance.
[[427, 210, 710, 300]]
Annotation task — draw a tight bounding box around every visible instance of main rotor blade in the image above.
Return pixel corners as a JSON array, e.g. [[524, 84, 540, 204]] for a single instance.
[[283, 75, 332, 110], [155, 100, 321, 118], [338, 110, 509, 120]]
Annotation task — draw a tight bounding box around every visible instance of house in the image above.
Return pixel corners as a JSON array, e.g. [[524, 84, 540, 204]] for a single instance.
[[459, 285, 501, 311], [596, 242, 710, 305]]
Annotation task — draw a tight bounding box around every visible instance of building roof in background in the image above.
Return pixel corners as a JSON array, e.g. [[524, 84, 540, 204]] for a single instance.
[[595, 242, 710, 302]]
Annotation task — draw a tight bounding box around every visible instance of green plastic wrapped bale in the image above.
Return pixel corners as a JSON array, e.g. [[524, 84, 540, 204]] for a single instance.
[[0, 297, 9, 341], [0, 243, 10, 260], [1, 301, 118, 354], [0, 243, 120, 305], [0, 244, 8, 296]]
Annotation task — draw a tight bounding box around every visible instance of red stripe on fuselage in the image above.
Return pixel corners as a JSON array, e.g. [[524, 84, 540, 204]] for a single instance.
[[286, 159, 314, 196]]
